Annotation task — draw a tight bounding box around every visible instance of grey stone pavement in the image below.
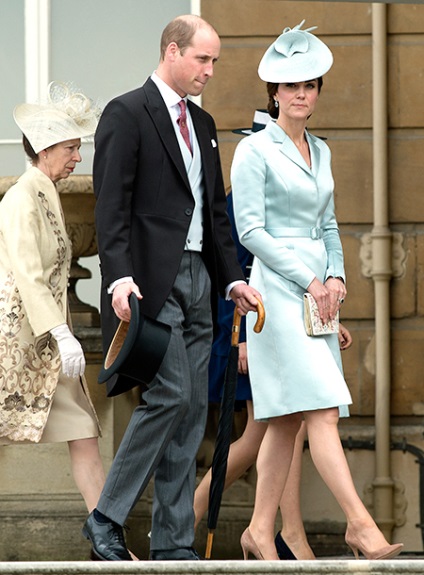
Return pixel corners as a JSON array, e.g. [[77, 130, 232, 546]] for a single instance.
[[0, 558, 424, 575]]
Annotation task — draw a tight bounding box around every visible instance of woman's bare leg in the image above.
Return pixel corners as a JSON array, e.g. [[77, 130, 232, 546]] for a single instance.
[[247, 412, 303, 560], [68, 437, 105, 513], [68, 437, 140, 560], [278, 420, 315, 559], [304, 408, 394, 552]]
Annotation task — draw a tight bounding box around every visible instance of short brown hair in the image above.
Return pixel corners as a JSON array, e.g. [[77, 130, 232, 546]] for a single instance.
[[160, 15, 217, 59]]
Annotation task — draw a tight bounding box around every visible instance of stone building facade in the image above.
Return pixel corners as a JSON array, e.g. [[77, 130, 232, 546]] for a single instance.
[[1, 0, 424, 562]]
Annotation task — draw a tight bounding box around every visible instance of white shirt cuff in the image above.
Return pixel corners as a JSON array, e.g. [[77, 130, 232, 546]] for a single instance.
[[107, 276, 134, 294], [225, 280, 246, 300]]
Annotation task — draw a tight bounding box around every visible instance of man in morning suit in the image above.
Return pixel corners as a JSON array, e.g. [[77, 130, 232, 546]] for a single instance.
[[82, 14, 261, 561]]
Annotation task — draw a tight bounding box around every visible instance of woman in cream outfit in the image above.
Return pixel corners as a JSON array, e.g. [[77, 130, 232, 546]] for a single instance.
[[0, 82, 104, 513], [231, 22, 403, 561]]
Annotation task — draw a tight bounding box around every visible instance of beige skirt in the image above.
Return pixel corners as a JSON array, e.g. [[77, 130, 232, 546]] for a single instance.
[[1, 373, 100, 445]]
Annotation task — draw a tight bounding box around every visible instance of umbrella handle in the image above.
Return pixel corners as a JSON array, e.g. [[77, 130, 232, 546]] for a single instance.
[[231, 299, 265, 346], [231, 308, 242, 347], [253, 299, 265, 333]]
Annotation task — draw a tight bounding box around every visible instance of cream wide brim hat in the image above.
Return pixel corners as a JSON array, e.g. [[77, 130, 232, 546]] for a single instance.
[[13, 82, 100, 154], [258, 20, 333, 83]]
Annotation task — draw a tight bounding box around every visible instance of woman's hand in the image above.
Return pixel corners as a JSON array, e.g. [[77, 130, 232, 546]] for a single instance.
[[238, 342, 248, 374], [325, 277, 347, 315], [339, 323, 353, 350], [306, 277, 332, 323], [50, 324, 85, 378], [307, 277, 347, 324]]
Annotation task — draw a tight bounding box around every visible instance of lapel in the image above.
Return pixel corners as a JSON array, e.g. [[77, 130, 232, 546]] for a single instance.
[[306, 131, 321, 178], [143, 79, 190, 190], [268, 122, 320, 176]]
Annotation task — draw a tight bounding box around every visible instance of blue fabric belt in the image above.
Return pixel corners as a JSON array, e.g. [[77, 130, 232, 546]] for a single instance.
[[266, 227, 324, 240]]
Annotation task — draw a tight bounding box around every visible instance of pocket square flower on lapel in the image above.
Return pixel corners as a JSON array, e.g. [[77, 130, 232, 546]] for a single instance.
[[211, 138, 217, 148]]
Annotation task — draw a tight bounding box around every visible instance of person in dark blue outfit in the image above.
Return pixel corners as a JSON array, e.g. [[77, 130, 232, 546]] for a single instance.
[[208, 192, 253, 407]]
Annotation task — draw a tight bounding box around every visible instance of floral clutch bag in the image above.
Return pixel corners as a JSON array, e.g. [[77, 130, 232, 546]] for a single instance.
[[303, 293, 339, 336]]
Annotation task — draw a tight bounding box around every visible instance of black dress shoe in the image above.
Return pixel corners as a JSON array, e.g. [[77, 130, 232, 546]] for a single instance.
[[274, 531, 297, 560], [82, 511, 132, 561], [150, 547, 202, 560]]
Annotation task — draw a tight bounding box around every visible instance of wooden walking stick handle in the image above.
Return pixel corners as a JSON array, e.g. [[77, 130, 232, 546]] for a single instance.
[[253, 299, 265, 333], [231, 299, 265, 346]]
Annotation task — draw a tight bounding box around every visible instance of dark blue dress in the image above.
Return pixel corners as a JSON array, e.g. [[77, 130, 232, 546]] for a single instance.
[[208, 193, 253, 404]]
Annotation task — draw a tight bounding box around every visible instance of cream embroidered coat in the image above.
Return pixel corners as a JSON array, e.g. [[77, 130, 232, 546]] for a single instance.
[[0, 167, 72, 442]]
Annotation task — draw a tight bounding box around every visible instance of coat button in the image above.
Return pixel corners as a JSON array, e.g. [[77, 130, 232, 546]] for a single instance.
[[185, 208, 193, 216]]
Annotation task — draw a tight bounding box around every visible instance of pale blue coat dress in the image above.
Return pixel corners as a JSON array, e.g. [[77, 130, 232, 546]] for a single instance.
[[231, 121, 352, 420]]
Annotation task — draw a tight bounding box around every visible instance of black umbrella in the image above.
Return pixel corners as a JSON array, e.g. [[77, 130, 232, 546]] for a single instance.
[[205, 300, 265, 559]]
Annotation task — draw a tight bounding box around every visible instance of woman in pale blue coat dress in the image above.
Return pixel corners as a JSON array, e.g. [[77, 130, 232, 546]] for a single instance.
[[231, 22, 403, 561]]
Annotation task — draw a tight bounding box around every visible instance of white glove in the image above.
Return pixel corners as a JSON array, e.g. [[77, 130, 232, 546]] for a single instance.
[[50, 324, 86, 378]]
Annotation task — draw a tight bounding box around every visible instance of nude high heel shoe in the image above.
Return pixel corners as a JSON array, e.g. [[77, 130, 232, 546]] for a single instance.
[[240, 528, 264, 560], [345, 527, 403, 560]]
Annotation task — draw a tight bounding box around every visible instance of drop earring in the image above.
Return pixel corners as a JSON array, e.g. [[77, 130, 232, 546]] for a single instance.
[[274, 100, 279, 108]]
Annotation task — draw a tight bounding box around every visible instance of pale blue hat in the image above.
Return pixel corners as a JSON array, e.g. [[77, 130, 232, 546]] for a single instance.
[[258, 20, 333, 83]]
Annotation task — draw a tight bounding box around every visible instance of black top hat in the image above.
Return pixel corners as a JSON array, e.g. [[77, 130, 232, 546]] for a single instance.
[[232, 109, 272, 135], [98, 293, 171, 397]]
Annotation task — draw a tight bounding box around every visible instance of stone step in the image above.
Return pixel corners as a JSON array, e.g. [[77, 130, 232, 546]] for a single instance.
[[0, 559, 423, 575]]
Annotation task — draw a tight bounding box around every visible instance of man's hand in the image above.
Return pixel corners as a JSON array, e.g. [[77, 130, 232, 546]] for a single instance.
[[229, 283, 262, 316], [112, 282, 143, 321]]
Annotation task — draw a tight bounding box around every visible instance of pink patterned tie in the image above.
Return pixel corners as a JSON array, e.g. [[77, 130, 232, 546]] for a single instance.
[[177, 100, 192, 155]]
